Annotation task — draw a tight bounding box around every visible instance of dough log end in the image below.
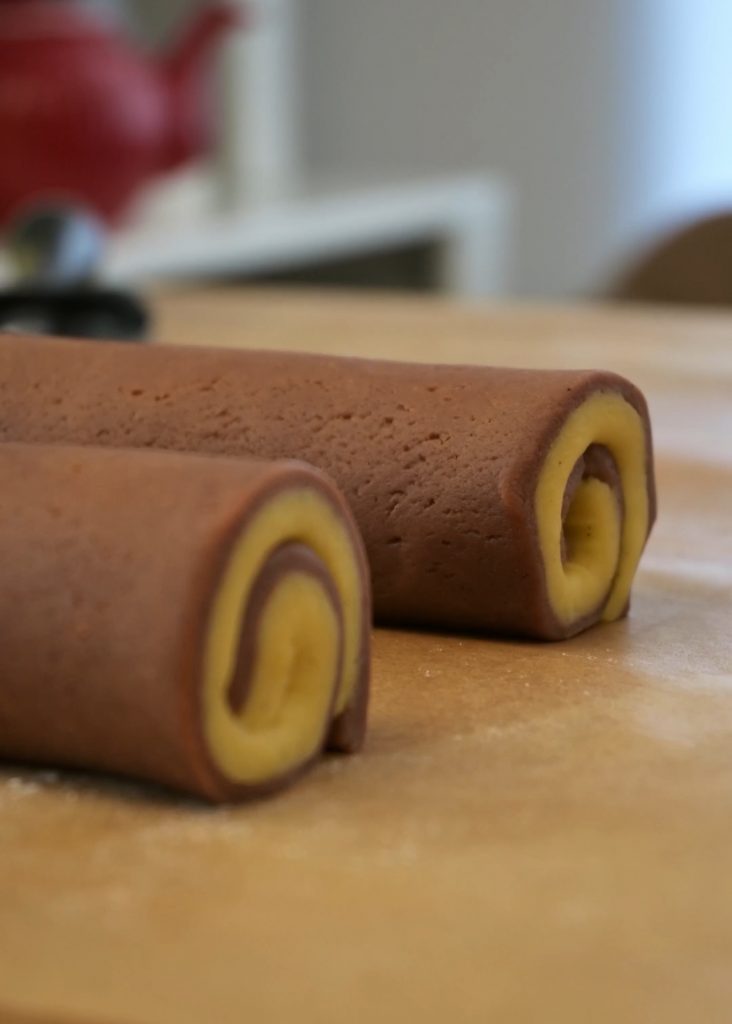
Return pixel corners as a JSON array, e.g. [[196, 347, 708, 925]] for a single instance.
[[534, 386, 655, 640], [198, 469, 371, 801]]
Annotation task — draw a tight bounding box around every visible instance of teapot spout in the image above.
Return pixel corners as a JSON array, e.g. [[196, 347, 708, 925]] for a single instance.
[[160, 2, 243, 170]]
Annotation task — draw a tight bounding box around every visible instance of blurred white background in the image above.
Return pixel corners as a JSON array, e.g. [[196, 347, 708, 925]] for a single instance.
[[104, 0, 732, 298]]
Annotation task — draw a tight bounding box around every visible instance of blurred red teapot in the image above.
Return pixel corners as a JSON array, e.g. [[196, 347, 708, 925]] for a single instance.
[[0, 0, 241, 225]]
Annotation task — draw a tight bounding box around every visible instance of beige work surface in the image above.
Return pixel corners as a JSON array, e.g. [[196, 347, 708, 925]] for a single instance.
[[2, 290, 731, 1024]]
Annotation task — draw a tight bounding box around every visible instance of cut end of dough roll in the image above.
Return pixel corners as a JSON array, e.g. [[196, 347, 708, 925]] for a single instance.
[[202, 473, 370, 795], [535, 390, 652, 636]]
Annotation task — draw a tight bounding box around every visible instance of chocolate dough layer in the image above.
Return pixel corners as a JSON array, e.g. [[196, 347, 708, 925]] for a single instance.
[[0, 443, 370, 800], [0, 336, 656, 638]]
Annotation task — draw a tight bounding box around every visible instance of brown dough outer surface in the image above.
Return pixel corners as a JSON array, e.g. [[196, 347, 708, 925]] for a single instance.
[[0, 335, 655, 638], [0, 443, 369, 801]]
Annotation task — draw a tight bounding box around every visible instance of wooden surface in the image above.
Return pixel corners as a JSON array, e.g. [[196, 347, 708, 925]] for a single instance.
[[1, 289, 731, 1024]]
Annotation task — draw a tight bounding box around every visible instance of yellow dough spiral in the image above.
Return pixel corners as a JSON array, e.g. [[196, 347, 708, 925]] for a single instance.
[[535, 391, 651, 632], [203, 485, 367, 787]]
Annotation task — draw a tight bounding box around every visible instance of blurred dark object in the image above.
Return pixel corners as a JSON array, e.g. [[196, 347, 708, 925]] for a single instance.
[[0, 0, 240, 227], [0, 287, 148, 340], [0, 205, 148, 340], [612, 212, 732, 307], [9, 205, 103, 285]]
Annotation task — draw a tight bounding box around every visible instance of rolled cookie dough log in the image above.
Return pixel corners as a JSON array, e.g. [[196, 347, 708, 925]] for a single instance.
[[0, 443, 370, 801], [0, 336, 655, 638]]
